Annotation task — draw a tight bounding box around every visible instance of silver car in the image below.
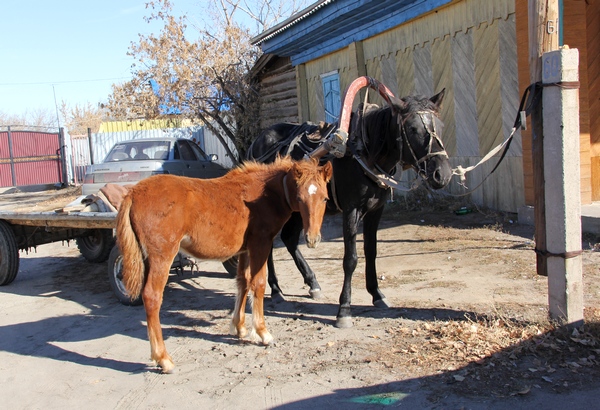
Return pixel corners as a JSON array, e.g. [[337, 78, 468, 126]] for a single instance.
[[81, 138, 228, 195]]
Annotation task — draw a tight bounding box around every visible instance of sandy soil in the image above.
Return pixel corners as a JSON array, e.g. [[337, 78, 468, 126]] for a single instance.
[[1, 194, 600, 409]]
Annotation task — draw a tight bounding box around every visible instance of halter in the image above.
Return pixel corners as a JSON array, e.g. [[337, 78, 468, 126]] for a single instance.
[[399, 110, 448, 181]]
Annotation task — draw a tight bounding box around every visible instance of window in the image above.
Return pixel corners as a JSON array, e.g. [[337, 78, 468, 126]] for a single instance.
[[321, 71, 341, 123], [175, 140, 197, 160], [189, 141, 209, 161]]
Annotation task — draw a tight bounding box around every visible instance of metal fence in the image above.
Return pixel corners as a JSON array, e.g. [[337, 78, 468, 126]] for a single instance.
[[0, 127, 67, 188]]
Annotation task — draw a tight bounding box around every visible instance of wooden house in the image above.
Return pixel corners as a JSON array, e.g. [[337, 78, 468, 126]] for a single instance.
[[251, 0, 600, 214]]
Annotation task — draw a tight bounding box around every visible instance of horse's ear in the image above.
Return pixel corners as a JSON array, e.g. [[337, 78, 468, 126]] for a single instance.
[[430, 88, 446, 109], [390, 96, 407, 114], [321, 161, 333, 182]]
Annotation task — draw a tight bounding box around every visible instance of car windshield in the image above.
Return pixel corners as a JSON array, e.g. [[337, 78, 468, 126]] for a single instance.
[[105, 141, 171, 162]]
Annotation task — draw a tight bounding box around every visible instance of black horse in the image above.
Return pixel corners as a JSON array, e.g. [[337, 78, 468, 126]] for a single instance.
[[246, 89, 452, 328]]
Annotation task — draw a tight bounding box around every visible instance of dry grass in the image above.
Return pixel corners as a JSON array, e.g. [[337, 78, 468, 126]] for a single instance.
[[376, 309, 600, 397]]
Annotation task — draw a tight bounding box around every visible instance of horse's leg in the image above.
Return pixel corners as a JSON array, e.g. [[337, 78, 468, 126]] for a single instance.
[[335, 208, 361, 328], [266, 247, 285, 303], [143, 253, 177, 373], [230, 252, 250, 339], [279, 213, 322, 299], [248, 247, 274, 345], [363, 207, 389, 308]]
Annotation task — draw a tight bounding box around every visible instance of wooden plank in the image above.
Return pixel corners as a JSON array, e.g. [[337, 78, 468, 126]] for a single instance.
[[0, 211, 117, 229], [499, 15, 522, 157], [432, 34, 456, 157], [563, 0, 592, 204], [296, 64, 309, 123], [413, 44, 433, 96], [474, 19, 503, 156], [586, 0, 600, 200], [395, 47, 415, 95], [451, 30, 479, 157]]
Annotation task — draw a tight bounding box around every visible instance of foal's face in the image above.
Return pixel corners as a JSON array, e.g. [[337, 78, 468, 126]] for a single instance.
[[294, 161, 333, 248]]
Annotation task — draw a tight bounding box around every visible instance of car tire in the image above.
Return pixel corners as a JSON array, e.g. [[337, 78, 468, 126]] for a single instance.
[[107, 245, 142, 306], [76, 229, 115, 263], [0, 220, 19, 286]]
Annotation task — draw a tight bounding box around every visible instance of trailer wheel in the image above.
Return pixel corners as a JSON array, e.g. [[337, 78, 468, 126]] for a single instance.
[[222, 256, 238, 278], [76, 229, 115, 263], [0, 220, 19, 286], [107, 245, 142, 306]]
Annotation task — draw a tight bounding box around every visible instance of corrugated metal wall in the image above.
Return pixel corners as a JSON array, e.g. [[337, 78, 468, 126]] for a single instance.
[[0, 129, 63, 188]]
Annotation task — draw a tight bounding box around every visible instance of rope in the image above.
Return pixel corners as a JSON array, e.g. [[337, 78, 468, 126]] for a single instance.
[[451, 80, 580, 195]]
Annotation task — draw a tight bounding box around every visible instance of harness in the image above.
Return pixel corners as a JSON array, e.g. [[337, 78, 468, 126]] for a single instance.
[[350, 104, 449, 191]]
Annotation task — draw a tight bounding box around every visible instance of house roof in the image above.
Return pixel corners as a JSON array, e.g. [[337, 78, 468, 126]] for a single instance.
[[251, 0, 452, 66]]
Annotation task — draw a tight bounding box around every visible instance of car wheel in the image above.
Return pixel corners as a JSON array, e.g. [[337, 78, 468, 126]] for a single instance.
[[107, 245, 142, 306], [76, 229, 115, 263], [0, 220, 19, 286]]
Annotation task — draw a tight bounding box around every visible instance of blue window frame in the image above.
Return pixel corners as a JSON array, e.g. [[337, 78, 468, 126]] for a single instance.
[[321, 72, 341, 123]]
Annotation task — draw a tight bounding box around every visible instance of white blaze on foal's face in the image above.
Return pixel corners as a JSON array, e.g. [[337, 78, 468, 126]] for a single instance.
[[308, 184, 318, 195]]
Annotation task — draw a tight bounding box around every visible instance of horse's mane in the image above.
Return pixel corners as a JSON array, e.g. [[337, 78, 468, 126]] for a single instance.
[[233, 156, 320, 184], [234, 156, 293, 175]]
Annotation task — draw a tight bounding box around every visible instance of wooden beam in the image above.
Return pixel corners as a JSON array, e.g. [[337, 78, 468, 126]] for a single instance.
[[295, 64, 309, 123], [528, 0, 559, 277]]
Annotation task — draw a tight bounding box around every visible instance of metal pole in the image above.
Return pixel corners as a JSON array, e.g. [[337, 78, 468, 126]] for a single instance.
[[7, 126, 17, 187], [58, 127, 68, 186], [87, 127, 94, 165]]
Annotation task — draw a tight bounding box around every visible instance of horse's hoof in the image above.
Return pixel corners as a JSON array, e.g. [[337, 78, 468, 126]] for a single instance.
[[309, 288, 323, 299], [335, 316, 353, 328], [271, 292, 286, 303], [159, 359, 175, 374], [374, 298, 390, 309], [230, 321, 248, 338], [262, 333, 275, 346]]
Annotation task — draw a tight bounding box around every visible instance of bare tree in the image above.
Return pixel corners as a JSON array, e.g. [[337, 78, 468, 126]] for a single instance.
[[59, 102, 105, 135], [106, 0, 308, 162], [0, 109, 58, 132]]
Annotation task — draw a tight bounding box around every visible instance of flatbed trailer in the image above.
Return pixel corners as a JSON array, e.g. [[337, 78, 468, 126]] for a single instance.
[[0, 197, 123, 293], [0, 192, 238, 305]]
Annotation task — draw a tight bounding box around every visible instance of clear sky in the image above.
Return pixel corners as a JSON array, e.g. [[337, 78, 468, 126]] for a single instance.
[[0, 1, 196, 119]]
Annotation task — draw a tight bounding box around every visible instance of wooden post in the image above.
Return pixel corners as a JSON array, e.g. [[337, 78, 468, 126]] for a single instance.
[[528, 0, 558, 277], [295, 64, 309, 123]]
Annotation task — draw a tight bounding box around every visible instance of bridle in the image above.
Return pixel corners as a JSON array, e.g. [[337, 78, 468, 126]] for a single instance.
[[397, 109, 448, 182]]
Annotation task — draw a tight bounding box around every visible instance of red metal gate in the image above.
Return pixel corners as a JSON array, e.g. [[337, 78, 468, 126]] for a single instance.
[[0, 128, 65, 188]]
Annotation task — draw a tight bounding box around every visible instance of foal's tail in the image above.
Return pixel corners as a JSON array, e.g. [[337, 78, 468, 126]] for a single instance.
[[116, 194, 146, 300]]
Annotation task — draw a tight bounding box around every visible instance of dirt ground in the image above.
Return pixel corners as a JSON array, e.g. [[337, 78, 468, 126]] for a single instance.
[[1, 189, 600, 409]]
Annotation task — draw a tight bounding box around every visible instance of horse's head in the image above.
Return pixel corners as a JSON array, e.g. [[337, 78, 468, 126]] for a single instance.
[[392, 90, 452, 190], [286, 159, 333, 248]]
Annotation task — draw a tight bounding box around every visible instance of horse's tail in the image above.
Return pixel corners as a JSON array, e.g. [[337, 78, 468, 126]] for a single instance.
[[116, 194, 146, 300]]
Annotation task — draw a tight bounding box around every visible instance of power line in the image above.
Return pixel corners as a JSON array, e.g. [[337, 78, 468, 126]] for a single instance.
[[0, 77, 130, 86]]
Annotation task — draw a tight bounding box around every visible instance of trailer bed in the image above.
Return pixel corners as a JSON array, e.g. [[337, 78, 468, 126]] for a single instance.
[[0, 210, 116, 229], [0, 187, 118, 286]]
